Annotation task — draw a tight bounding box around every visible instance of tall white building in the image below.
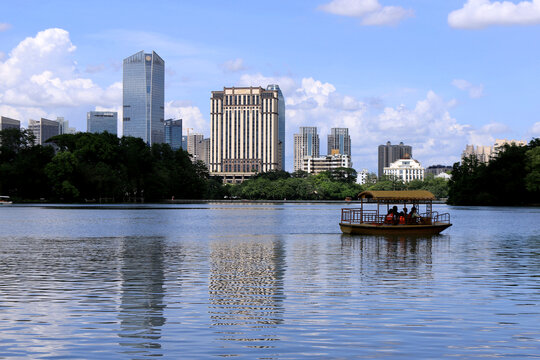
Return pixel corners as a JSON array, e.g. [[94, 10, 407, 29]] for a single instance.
[[186, 133, 206, 163], [294, 127, 319, 172], [384, 158, 424, 183], [462, 139, 526, 164], [209, 86, 285, 183]]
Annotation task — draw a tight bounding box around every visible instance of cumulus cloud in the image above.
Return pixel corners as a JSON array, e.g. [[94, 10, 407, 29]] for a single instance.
[[449, 0, 540, 29], [238, 72, 512, 170], [221, 58, 246, 73], [319, 0, 414, 26], [0, 28, 121, 127], [165, 100, 208, 134], [0, 23, 11, 32], [452, 79, 484, 98], [529, 121, 540, 137]]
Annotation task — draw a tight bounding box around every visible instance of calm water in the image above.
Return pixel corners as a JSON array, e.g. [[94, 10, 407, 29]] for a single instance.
[[0, 203, 539, 359]]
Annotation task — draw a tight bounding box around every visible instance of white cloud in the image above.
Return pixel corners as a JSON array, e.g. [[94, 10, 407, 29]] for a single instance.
[[452, 79, 484, 98], [319, 0, 414, 26], [448, 0, 540, 29], [0, 28, 121, 127], [529, 121, 540, 136], [0, 23, 11, 32], [221, 58, 246, 73], [238, 73, 298, 94], [165, 100, 208, 135]]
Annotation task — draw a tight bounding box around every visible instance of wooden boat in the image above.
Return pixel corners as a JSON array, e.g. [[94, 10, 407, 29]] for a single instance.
[[340, 190, 451, 235], [0, 196, 13, 205]]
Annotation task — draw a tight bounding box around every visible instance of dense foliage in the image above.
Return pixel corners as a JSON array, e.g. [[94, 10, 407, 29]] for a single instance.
[[447, 139, 540, 206], [0, 130, 210, 202], [229, 168, 362, 200]]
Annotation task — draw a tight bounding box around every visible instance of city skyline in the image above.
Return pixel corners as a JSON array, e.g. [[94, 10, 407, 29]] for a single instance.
[[1, 1, 540, 172]]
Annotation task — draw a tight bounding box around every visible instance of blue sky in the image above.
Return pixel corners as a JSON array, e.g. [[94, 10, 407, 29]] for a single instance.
[[1, 0, 540, 172]]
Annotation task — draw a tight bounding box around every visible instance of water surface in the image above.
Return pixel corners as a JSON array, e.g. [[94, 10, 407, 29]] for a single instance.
[[0, 203, 539, 359]]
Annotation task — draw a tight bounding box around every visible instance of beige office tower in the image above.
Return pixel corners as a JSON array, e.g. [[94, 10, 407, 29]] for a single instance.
[[210, 85, 285, 183]]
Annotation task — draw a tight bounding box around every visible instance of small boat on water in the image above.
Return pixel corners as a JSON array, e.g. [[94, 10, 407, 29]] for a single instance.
[[0, 196, 13, 205], [340, 190, 452, 235]]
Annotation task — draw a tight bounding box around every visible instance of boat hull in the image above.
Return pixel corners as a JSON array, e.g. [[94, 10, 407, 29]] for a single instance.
[[340, 222, 452, 235]]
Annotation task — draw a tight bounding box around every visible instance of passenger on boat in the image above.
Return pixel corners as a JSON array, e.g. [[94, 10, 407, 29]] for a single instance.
[[399, 208, 408, 224], [384, 209, 394, 224], [409, 206, 420, 224]]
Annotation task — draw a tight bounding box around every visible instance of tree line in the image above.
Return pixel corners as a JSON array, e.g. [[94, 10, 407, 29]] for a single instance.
[[447, 139, 540, 206], [0, 129, 215, 202], [1, 128, 454, 202]]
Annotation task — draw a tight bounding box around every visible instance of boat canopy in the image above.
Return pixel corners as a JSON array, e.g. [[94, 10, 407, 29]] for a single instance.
[[357, 190, 435, 204]]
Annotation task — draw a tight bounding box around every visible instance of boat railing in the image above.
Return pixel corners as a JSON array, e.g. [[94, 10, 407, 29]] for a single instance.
[[341, 209, 384, 224], [433, 212, 451, 224]]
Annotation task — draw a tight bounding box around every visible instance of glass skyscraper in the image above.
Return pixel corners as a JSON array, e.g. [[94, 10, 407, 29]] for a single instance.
[[294, 127, 319, 172], [327, 128, 351, 157], [164, 119, 182, 150], [87, 111, 118, 135], [122, 50, 165, 145]]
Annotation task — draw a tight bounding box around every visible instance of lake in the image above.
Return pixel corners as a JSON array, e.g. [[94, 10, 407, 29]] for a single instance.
[[0, 203, 539, 359]]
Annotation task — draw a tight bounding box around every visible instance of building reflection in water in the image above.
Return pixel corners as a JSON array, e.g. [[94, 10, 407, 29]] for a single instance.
[[117, 236, 166, 357], [208, 235, 285, 348]]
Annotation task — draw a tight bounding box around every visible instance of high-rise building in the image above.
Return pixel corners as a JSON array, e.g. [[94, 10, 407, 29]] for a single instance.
[[294, 126, 319, 172], [209, 85, 285, 183], [28, 118, 60, 145], [122, 50, 165, 145], [164, 119, 182, 150], [87, 111, 118, 135], [187, 133, 206, 163], [0, 116, 21, 130], [57, 117, 77, 135], [461, 139, 526, 164], [378, 141, 412, 178], [327, 128, 351, 157]]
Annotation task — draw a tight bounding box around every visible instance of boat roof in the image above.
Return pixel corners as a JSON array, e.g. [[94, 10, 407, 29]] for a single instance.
[[358, 190, 435, 202]]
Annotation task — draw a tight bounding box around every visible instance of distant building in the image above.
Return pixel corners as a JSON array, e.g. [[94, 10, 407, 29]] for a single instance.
[[0, 116, 21, 130], [201, 138, 210, 166], [57, 117, 77, 135], [426, 165, 452, 176], [378, 141, 412, 178], [187, 133, 205, 163], [123, 50, 165, 145], [384, 158, 424, 183], [294, 127, 319, 172], [209, 85, 285, 183], [327, 128, 351, 157], [87, 111, 118, 134], [28, 118, 60, 145], [303, 154, 352, 175], [181, 135, 187, 151], [357, 168, 369, 185], [462, 139, 526, 164], [164, 119, 182, 150]]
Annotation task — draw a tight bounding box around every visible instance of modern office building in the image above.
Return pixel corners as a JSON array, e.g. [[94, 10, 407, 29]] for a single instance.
[[302, 154, 352, 175], [28, 118, 60, 145], [0, 116, 21, 130], [181, 135, 188, 151], [87, 111, 118, 134], [164, 119, 182, 150], [57, 117, 77, 135], [327, 128, 351, 157], [294, 126, 319, 172], [378, 141, 412, 178], [384, 158, 424, 183], [209, 85, 285, 183], [122, 50, 165, 145]]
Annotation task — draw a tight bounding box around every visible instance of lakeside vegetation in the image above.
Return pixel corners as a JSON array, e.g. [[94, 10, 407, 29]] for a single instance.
[[3, 129, 537, 205], [447, 138, 540, 206]]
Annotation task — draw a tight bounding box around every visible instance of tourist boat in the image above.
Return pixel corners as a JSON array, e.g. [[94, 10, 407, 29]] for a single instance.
[[0, 196, 13, 205], [340, 190, 451, 235]]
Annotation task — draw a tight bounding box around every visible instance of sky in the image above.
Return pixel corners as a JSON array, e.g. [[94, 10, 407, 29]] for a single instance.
[[1, 0, 540, 172]]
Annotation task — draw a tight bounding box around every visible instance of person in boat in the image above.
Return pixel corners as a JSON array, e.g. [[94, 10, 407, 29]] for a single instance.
[[409, 206, 420, 224], [384, 209, 394, 224], [399, 208, 408, 225]]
